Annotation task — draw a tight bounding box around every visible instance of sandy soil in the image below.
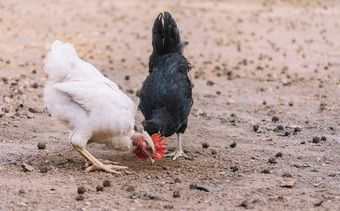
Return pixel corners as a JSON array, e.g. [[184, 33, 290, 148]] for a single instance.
[[1, 0, 340, 210]]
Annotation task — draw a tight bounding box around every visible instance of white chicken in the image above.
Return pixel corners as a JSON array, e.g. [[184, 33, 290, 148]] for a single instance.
[[43, 40, 166, 173]]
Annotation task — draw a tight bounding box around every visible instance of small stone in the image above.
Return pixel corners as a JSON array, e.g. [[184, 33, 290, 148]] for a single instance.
[[40, 167, 49, 173], [300, 141, 306, 144], [252, 198, 260, 203], [294, 127, 302, 132], [293, 164, 310, 168], [162, 166, 170, 170], [272, 116, 279, 122], [288, 102, 294, 106], [32, 83, 39, 88], [77, 186, 86, 194], [261, 169, 270, 174], [96, 185, 104, 192], [227, 71, 233, 80], [1, 77, 8, 83], [124, 75, 130, 80], [202, 142, 209, 148], [275, 152, 283, 158], [282, 173, 292, 177], [207, 80, 215, 86], [211, 149, 217, 155], [174, 178, 181, 183], [28, 108, 38, 113], [189, 184, 197, 189], [126, 185, 135, 192], [230, 142, 237, 148], [75, 194, 84, 201], [321, 136, 326, 141], [103, 180, 111, 187], [284, 131, 290, 136], [19, 189, 25, 194], [22, 162, 34, 172], [314, 201, 324, 207], [312, 137, 320, 143], [253, 125, 259, 132], [26, 112, 34, 119], [164, 204, 174, 209], [277, 125, 284, 130], [268, 157, 277, 164], [240, 200, 248, 208], [195, 184, 221, 192], [173, 190, 180, 198], [230, 166, 239, 172], [37, 142, 46, 150], [280, 178, 296, 188]]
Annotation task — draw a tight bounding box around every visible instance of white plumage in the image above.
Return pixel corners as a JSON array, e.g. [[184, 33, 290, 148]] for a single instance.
[[43, 40, 154, 173]]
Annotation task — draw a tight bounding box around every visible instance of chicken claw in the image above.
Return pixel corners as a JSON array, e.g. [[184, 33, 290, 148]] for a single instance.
[[75, 146, 127, 174], [85, 163, 128, 174], [165, 150, 192, 160], [99, 159, 120, 165], [164, 133, 192, 160], [85, 159, 120, 167]]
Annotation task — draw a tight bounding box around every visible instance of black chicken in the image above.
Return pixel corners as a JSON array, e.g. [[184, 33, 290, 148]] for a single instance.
[[139, 12, 193, 160]]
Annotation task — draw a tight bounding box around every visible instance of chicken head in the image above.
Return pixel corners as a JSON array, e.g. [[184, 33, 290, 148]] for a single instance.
[[131, 132, 167, 164]]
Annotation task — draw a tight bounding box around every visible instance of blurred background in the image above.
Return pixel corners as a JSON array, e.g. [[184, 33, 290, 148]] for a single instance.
[[1, 0, 339, 78]]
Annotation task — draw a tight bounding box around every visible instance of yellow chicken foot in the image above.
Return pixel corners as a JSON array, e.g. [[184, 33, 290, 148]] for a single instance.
[[99, 159, 120, 165], [74, 147, 128, 174], [84, 159, 119, 167]]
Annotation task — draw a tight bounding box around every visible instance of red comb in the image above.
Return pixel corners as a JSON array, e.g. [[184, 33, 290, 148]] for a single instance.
[[151, 134, 168, 160]]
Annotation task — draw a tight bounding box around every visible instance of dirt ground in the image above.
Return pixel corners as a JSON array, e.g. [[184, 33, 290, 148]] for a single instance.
[[1, 0, 340, 210]]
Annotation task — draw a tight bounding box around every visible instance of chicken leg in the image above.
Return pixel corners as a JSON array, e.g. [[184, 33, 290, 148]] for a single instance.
[[165, 133, 191, 160], [74, 146, 128, 174]]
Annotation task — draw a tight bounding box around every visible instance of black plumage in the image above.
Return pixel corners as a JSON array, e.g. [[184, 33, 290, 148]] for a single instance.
[[138, 12, 193, 160]]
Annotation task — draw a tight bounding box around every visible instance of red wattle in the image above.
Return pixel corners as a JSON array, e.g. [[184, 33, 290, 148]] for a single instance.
[[133, 148, 147, 160]]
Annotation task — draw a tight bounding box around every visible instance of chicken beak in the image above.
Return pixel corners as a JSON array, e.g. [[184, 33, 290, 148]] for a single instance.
[[148, 155, 155, 165]]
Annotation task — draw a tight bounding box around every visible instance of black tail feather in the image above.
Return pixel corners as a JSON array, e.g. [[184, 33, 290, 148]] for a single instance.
[[152, 11, 187, 55]]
